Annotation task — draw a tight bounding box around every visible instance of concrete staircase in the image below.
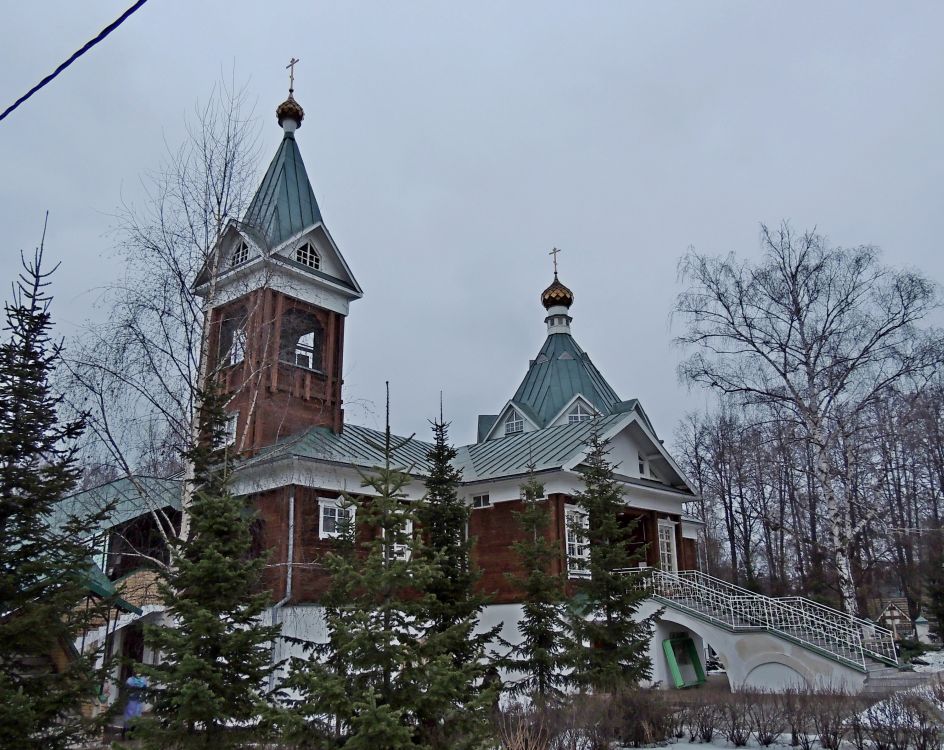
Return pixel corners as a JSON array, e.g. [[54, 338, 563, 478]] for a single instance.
[[863, 663, 936, 694], [641, 569, 898, 674]]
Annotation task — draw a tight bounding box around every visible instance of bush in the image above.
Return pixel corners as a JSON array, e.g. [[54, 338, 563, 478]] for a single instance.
[[781, 686, 815, 749], [747, 689, 785, 747], [809, 686, 854, 750], [493, 703, 555, 750], [720, 690, 753, 746], [688, 699, 719, 743]]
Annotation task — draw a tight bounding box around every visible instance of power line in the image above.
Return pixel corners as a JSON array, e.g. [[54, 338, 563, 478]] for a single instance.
[[0, 0, 150, 124]]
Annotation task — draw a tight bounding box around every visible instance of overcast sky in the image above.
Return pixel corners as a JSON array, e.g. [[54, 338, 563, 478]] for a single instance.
[[2, 2, 942, 449]]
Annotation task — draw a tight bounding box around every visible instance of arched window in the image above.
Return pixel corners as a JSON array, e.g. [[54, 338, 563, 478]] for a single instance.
[[568, 402, 593, 423], [505, 408, 523, 435], [296, 242, 321, 270], [279, 310, 324, 371], [230, 240, 249, 267]]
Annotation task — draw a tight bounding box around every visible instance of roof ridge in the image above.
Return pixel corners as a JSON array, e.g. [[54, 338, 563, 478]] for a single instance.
[[243, 132, 323, 249]]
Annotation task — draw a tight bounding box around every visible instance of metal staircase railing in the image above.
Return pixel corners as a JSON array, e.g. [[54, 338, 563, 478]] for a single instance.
[[632, 568, 897, 672]]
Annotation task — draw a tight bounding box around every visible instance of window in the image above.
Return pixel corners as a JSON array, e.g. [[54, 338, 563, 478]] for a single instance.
[[231, 240, 249, 267], [472, 494, 491, 509], [383, 513, 413, 561], [658, 522, 677, 572], [319, 498, 354, 539], [228, 328, 247, 366], [505, 408, 523, 435], [638, 452, 648, 477], [296, 242, 321, 270], [223, 413, 238, 447], [218, 306, 248, 367], [568, 402, 593, 423], [566, 507, 590, 578], [279, 310, 324, 371]]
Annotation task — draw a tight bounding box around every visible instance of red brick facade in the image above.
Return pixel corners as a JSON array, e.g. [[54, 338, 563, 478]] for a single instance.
[[208, 288, 346, 453], [250, 483, 685, 606]]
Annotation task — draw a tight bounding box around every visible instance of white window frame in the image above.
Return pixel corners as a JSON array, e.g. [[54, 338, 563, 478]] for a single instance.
[[223, 413, 238, 447], [296, 242, 321, 270], [657, 520, 678, 572], [568, 402, 593, 423], [638, 452, 649, 477], [472, 493, 491, 509], [228, 327, 247, 366], [565, 505, 590, 578], [382, 513, 413, 561], [231, 240, 249, 267], [505, 408, 523, 435], [319, 498, 354, 540]]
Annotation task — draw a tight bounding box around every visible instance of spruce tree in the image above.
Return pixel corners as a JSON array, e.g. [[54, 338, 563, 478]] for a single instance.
[[504, 470, 568, 705], [0, 241, 111, 749], [283, 388, 438, 750], [411, 415, 499, 749], [134, 385, 280, 749], [565, 428, 654, 693]]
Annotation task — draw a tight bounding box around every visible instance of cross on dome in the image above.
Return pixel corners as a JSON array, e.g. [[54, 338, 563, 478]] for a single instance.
[[286, 57, 300, 93]]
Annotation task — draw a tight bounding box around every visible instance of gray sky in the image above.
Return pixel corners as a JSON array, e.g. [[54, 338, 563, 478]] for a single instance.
[[2, 1, 943, 448]]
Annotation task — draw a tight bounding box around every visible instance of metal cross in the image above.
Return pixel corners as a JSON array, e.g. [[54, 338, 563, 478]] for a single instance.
[[549, 246, 561, 276], [286, 57, 300, 93]]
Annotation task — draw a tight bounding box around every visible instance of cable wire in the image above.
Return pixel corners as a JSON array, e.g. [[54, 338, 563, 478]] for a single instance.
[[0, 0, 150, 124]]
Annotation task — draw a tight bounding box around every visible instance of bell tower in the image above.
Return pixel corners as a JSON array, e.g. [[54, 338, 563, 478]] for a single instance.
[[194, 83, 362, 454]]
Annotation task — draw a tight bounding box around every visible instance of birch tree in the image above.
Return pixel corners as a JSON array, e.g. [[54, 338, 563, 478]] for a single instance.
[[66, 79, 265, 559], [675, 223, 942, 614]]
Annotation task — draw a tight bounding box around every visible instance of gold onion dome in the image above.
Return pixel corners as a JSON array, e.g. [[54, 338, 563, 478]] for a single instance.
[[541, 274, 574, 309], [276, 94, 305, 128]]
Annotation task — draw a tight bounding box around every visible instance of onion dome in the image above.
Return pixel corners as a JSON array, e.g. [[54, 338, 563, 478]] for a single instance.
[[276, 94, 305, 129], [541, 273, 574, 310]]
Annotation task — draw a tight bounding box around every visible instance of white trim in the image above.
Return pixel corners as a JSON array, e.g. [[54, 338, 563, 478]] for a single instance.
[[481, 400, 541, 442], [657, 519, 678, 573], [471, 493, 491, 509], [318, 497, 354, 539], [546, 393, 598, 427], [223, 412, 239, 447], [564, 504, 590, 579]]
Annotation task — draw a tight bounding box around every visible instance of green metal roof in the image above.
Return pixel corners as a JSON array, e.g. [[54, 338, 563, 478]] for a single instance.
[[55, 476, 182, 536], [249, 423, 435, 475], [509, 333, 621, 428], [457, 412, 627, 481], [243, 132, 323, 249]]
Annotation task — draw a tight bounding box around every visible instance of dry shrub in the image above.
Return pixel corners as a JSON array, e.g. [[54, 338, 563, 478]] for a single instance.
[[688, 699, 719, 743], [566, 689, 672, 750], [719, 690, 753, 746], [665, 703, 688, 740], [809, 686, 855, 750], [493, 703, 554, 750], [747, 689, 785, 746], [781, 686, 815, 749], [863, 693, 911, 750]]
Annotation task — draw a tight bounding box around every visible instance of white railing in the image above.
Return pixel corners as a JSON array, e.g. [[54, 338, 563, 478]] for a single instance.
[[631, 568, 897, 672]]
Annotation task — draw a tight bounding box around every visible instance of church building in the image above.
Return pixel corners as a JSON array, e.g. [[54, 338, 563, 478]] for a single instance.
[[75, 86, 898, 698], [191, 87, 700, 666]]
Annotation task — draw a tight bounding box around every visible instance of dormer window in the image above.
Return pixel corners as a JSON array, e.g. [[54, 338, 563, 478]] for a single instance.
[[568, 402, 593, 423], [230, 241, 249, 267], [296, 242, 321, 270], [505, 409, 523, 435]]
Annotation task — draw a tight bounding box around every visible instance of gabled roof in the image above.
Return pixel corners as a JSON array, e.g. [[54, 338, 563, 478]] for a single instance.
[[458, 412, 627, 481], [510, 333, 621, 429], [243, 131, 322, 249]]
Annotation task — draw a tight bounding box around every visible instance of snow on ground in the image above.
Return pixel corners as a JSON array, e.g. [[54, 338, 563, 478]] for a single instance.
[[911, 648, 944, 673]]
